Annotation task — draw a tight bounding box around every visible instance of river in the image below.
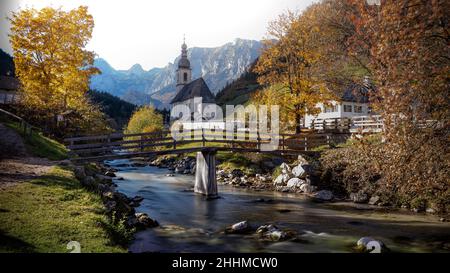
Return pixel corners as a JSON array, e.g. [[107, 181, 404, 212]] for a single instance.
[[106, 158, 450, 253]]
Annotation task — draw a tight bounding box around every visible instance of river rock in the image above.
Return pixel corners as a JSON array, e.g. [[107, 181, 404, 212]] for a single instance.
[[299, 183, 314, 193], [350, 192, 369, 203], [291, 165, 307, 178], [313, 190, 333, 201], [425, 208, 436, 214], [287, 178, 304, 188], [95, 174, 113, 184], [166, 173, 174, 177], [226, 221, 251, 234], [256, 224, 290, 241], [231, 169, 244, 178], [280, 163, 291, 174], [368, 195, 381, 205], [104, 170, 116, 177], [273, 173, 290, 186], [134, 213, 159, 229], [175, 166, 185, 173], [356, 237, 387, 253], [297, 155, 309, 165]]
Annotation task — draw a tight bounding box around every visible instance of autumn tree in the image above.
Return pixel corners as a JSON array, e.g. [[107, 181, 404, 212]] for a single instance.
[[125, 106, 164, 144], [367, 0, 449, 210], [9, 6, 99, 133], [254, 8, 333, 133]]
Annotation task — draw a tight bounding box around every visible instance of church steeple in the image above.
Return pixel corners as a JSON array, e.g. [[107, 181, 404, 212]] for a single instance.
[[176, 36, 192, 92]]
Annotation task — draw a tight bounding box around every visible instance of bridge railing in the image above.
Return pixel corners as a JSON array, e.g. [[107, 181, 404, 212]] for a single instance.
[[64, 129, 343, 157]]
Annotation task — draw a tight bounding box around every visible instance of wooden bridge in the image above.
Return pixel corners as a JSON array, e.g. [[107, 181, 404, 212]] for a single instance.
[[65, 129, 347, 197], [65, 129, 346, 161]]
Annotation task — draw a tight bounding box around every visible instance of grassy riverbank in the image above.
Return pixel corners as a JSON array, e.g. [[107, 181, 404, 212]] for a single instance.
[[0, 165, 127, 253], [0, 121, 129, 253]]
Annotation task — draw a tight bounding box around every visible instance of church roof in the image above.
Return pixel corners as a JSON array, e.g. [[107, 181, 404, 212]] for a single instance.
[[170, 78, 215, 104]]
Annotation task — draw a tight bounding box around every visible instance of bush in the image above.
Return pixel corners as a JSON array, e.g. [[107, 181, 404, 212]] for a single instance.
[[320, 135, 450, 213]]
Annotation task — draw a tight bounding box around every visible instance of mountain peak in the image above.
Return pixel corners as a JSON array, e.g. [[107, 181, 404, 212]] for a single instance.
[[128, 63, 145, 74]]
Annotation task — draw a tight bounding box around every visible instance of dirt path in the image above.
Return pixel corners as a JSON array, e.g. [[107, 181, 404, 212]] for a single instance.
[[0, 123, 53, 189]]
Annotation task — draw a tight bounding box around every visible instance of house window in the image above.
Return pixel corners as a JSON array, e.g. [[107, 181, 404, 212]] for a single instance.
[[183, 73, 187, 82], [343, 104, 352, 112], [324, 105, 337, 113], [354, 105, 363, 113]]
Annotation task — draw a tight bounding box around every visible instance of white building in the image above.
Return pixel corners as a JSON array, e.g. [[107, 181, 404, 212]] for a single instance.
[[304, 80, 374, 128], [170, 40, 217, 124]]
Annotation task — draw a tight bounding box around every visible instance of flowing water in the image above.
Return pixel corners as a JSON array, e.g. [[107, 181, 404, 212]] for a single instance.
[[106, 159, 450, 253]]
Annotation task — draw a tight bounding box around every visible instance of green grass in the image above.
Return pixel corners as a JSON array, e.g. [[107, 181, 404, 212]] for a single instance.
[[0, 166, 127, 253], [4, 121, 68, 160]]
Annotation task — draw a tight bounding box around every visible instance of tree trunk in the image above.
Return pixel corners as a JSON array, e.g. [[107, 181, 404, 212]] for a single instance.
[[295, 104, 302, 134]]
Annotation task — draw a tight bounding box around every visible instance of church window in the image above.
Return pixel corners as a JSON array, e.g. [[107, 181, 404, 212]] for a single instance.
[[184, 73, 187, 82]]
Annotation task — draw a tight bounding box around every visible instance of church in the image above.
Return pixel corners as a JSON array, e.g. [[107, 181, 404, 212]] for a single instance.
[[170, 40, 216, 121]]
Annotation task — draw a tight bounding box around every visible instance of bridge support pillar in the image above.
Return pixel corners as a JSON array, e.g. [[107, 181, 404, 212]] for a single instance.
[[194, 148, 218, 197]]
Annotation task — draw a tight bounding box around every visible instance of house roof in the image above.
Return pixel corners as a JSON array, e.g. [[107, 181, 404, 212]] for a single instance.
[[341, 83, 374, 103], [0, 76, 20, 91], [170, 77, 215, 104]]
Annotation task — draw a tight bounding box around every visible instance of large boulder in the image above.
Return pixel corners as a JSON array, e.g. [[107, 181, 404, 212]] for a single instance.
[[287, 178, 304, 188], [313, 190, 333, 201], [291, 165, 307, 178], [273, 173, 290, 186], [279, 163, 291, 174]]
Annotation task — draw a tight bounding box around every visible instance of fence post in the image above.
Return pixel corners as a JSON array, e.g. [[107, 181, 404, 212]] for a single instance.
[[304, 136, 308, 151], [257, 131, 260, 150], [282, 134, 285, 151], [326, 134, 331, 147], [140, 135, 144, 152], [202, 128, 205, 147]]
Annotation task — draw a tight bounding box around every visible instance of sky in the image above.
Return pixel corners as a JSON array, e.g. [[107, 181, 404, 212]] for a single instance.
[[0, 0, 315, 70]]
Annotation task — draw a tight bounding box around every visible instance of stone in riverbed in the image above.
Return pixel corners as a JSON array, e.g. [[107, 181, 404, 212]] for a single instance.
[[279, 163, 291, 174], [134, 213, 159, 229], [287, 178, 304, 188], [313, 190, 333, 201], [256, 224, 291, 241], [104, 170, 116, 177], [231, 169, 244, 178], [291, 165, 306, 178], [368, 195, 381, 205], [297, 155, 309, 165], [356, 237, 387, 253], [273, 173, 290, 186], [225, 221, 252, 234]]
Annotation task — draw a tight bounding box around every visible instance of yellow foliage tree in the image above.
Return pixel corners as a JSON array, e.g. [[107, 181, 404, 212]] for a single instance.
[[9, 6, 98, 131], [125, 106, 164, 136], [254, 7, 335, 133]]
